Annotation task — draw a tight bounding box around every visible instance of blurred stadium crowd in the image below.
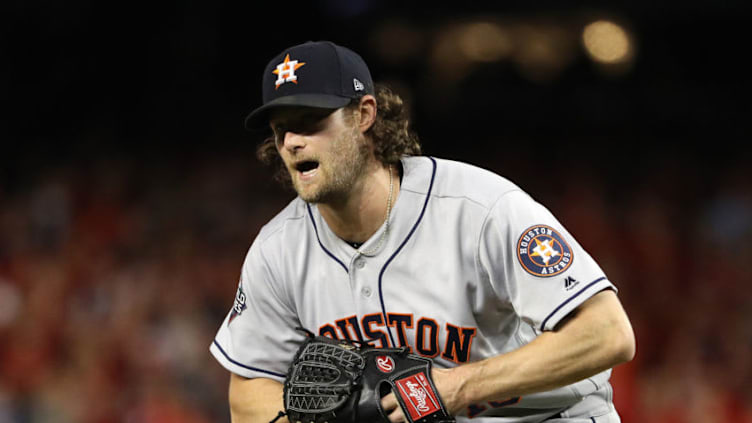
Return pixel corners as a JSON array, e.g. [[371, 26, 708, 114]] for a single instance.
[[0, 145, 749, 422], [3, 0, 751, 421]]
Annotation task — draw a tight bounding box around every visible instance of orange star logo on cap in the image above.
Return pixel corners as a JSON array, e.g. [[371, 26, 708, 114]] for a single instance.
[[273, 54, 306, 89]]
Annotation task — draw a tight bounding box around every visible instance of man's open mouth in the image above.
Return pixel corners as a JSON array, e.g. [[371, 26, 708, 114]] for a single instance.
[[295, 160, 319, 176]]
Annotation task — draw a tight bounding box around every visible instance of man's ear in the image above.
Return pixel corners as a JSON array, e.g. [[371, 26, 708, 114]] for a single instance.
[[357, 95, 377, 133]]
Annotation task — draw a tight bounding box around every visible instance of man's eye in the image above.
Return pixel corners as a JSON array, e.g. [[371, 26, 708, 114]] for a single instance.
[[273, 125, 287, 137], [289, 120, 321, 135], [272, 114, 325, 139], [272, 126, 286, 144]]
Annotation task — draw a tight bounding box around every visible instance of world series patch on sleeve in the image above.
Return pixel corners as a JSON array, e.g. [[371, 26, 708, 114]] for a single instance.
[[270, 329, 455, 423]]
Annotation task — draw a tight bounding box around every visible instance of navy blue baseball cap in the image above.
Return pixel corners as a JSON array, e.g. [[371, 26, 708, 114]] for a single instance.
[[244, 41, 375, 129]]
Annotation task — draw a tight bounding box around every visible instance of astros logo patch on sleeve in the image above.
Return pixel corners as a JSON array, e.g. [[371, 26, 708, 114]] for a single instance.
[[516, 225, 573, 277]]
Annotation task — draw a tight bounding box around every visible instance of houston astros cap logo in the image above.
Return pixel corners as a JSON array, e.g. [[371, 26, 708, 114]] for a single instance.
[[273, 54, 306, 89], [517, 225, 573, 277]]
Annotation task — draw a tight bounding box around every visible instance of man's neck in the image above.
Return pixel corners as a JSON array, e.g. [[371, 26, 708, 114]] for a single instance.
[[318, 163, 399, 244]]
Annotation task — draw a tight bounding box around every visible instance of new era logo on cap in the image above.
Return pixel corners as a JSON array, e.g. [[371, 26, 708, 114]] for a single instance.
[[353, 78, 365, 91]]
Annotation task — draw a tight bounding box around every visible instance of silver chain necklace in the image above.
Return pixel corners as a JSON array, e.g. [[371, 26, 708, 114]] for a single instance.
[[357, 165, 394, 257]]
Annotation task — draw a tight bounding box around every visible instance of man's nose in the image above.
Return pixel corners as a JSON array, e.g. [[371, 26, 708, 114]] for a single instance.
[[282, 131, 306, 151]]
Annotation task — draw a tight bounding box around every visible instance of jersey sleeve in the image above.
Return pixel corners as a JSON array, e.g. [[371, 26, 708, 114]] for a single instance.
[[209, 238, 303, 382], [479, 190, 616, 332]]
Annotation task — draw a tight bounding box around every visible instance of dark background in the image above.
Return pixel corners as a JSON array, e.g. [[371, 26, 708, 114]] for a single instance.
[[5, 1, 750, 163], [1, 2, 751, 422]]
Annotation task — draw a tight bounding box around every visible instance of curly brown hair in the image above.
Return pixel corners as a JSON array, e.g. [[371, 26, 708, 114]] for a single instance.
[[256, 84, 421, 185]]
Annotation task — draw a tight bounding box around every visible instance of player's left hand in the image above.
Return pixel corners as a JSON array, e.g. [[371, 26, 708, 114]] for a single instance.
[[381, 367, 464, 422]]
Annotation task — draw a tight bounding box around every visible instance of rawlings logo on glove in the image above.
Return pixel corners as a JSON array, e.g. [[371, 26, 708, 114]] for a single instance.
[[271, 328, 455, 423]]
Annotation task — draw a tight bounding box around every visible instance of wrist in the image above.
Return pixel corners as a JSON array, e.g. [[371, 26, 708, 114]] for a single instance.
[[452, 358, 513, 409], [454, 361, 481, 406], [435, 363, 477, 415]]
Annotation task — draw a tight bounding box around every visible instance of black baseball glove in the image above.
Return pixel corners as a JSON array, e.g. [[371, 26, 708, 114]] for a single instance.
[[270, 328, 455, 423]]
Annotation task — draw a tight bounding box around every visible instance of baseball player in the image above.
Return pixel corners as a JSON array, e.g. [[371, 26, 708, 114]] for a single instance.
[[210, 40, 635, 423]]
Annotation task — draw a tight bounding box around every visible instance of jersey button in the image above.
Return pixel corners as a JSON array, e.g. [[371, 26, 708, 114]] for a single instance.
[[355, 258, 366, 269], [361, 287, 372, 297]]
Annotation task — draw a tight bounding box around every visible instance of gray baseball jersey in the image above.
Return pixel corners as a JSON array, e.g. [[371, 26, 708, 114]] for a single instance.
[[210, 156, 618, 421]]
